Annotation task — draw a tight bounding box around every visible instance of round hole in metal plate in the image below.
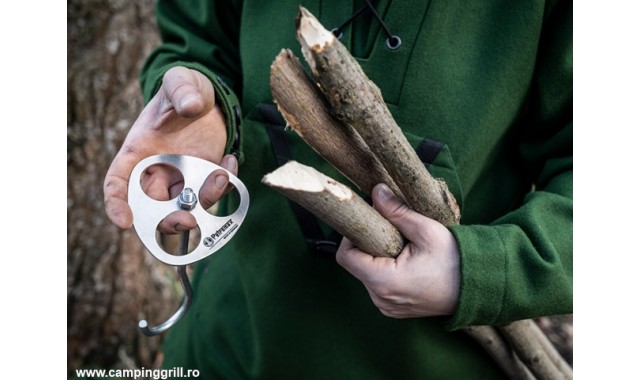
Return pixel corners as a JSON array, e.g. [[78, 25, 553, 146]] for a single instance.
[[154, 219, 201, 256], [139, 163, 185, 202], [198, 170, 241, 217]]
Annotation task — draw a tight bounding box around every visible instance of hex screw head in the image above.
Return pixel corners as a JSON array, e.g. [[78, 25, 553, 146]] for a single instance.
[[178, 188, 197, 210]]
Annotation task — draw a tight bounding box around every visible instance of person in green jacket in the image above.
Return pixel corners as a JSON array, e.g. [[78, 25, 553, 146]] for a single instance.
[[104, 1, 572, 378]]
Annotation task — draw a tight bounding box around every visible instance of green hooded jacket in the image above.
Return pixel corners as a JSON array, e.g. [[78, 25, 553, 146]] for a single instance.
[[140, 0, 572, 378]]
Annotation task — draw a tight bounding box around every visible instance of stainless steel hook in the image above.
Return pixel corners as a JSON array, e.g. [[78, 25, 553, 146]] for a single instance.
[[138, 231, 193, 337]]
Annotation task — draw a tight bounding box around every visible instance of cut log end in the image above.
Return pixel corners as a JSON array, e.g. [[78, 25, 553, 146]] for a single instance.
[[262, 161, 353, 201], [296, 6, 335, 73], [262, 161, 404, 257], [296, 7, 335, 49], [270, 50, 304, 137]]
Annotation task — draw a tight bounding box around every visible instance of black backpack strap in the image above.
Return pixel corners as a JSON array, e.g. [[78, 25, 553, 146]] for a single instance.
[[259, 103, 341, 255], [415, 139, 444, 167]]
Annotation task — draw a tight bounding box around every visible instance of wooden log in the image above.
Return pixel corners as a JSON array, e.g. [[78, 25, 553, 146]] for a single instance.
[[274, 7, 572, 380], [530, 320, 574, 379], [269, 49, 406, 202], [295, 7, 460, 226], [498, 320, 573, 380], [464, 325, 535, 380], [262, 161, 404, 258], [262, 160, 558, 379]]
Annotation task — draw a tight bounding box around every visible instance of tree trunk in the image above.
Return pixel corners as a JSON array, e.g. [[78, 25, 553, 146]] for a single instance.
[[67, 0, 179, 375]]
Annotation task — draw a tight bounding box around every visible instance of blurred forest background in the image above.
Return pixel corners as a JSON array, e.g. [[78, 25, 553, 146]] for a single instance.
[[67, 0, 572, 377], [67, 0, 180, 376]]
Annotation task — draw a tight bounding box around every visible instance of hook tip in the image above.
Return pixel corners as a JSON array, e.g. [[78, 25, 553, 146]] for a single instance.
[[138, 319, 157, 336]]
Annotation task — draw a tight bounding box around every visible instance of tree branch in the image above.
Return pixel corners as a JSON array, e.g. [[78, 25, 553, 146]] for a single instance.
[[296, 7, 460, 225], [498, 320, 573, 380], [263, 7, 572, 379], [464, 325, 536, 380], [270, 49, 406, 202], [262, 161, 404, 258]]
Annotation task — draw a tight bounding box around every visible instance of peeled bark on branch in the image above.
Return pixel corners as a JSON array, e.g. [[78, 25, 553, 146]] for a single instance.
[[295, 7, 460, 226], [269, 49, 405, 201], [262, 161, 403, 258]]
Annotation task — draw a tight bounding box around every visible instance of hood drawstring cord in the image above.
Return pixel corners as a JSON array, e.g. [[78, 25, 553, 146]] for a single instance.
[[331, 0, 401, 50]]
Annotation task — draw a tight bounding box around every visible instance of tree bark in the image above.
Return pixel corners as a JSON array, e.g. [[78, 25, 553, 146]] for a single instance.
[[262, 161, 403, 258], [270, 49, 405, 202], [464, 326, 535, 380], [68, 0, 178, 375], [530, 319, 574, 378], [296, 7, 460, 226], [498, 320, 573, 380]]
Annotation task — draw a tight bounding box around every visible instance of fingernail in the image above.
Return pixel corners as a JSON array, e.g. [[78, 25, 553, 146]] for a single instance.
[[376, 183, 395, 203], [222, 155, 237, 171], [179, 94, 198, 111], [175, 223, 189, 232], [214, 173, 228, 190]]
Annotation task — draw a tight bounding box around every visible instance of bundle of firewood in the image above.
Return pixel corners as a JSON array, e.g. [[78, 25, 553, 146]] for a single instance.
[[262, 7, 572, 380]]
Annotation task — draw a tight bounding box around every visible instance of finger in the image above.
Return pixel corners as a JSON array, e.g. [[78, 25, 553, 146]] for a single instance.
[[220, 154, 238, 176], [104, 148, 148, 229], [157, 211, 198, 234], [199, 170, 229, 210], [103, 99, 167, 229], [103, 184, 133, 229], [363, 285, 412, 319], [367, 290, 398, 318], [141, 163, 184, 201], [336, 237, 393, 283], [218, 154, 239, 197], [372, 183, 432, 244], [198, 155, 238, 209], [162, 67, 215, 118]]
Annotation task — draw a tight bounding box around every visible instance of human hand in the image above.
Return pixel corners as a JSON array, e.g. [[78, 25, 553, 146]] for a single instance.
[[336, 183, 461, 318], [104, 66, 233, 232]]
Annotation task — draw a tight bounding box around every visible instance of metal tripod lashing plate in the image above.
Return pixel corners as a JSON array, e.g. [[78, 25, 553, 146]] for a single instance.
[[128, 154, 250, 266]]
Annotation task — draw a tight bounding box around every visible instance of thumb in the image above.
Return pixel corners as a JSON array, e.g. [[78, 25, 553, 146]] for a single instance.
[[161, 66, 215, 118], [372, 183, 430, 244]]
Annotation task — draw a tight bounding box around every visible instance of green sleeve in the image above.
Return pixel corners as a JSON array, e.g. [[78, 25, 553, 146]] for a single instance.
[[446, 1, 573, 330], [139, 0, 245, 160]]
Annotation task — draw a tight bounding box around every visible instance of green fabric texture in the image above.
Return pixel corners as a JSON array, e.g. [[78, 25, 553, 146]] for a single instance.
[[141, 0, 573, 378]]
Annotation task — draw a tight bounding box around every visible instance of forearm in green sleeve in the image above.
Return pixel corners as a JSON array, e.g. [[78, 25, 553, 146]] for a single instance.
[[445, 0, 573, 331], [446, 134, 572, 331], [138, 0, 244, 160]]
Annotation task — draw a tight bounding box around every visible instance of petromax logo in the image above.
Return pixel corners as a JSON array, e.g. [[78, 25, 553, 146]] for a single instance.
[[203, 219, 238, 248]]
